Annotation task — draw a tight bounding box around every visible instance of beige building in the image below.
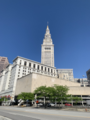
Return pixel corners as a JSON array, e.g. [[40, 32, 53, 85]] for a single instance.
[[57, 69, 74, 81], [15, 72, 90, 104], [15, 72, 80, 95]]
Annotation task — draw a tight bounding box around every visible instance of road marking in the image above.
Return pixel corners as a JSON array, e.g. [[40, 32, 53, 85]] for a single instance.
[[1, 111, 38, 119], [0, 108, 90, 119], [0, 115, 12, 120]]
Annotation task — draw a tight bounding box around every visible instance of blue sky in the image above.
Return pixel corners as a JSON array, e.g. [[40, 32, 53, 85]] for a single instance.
[[0, 0, 90, 78]]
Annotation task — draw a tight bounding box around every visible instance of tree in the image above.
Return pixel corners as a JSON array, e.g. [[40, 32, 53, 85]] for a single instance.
[[17, 92, 34, 101], [73, 97, 82, 105], [53, 85, 69, 108], [34, 85, 69, 108], [34, 86, 48, 108], [66, 95, 82, 106], [0, 96, 8, 105]]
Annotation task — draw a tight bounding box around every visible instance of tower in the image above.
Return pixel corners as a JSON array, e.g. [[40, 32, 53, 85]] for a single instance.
[[41, 26, 54, 67]]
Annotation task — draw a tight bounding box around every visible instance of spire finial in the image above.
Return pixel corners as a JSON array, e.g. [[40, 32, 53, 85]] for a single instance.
[[47, 21, 49, 28]]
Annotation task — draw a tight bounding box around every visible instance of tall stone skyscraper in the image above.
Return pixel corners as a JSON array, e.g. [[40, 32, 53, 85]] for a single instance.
[[41, 26, 54, 67]]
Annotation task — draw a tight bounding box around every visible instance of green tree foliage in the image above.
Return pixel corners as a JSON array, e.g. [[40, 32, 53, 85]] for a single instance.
[[0, 97, 8, 102], [66, 95, 82, 106], [73, 97, 82, 105], [34, 86, 48, 98], [17, 92, 34, 101], [34, 85, 69, 108], [53, 85, 69, 107]]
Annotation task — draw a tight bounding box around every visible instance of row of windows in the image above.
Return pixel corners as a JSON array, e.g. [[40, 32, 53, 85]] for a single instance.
[[19, 61, 55, 73]]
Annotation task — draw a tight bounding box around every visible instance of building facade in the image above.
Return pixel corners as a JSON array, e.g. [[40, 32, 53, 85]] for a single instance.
[[15, 72, 90, 105], [0, 57, 9, 73], [0, 56, 57, 100], [74, 78, 89, 87], [57, 69, 74, 81], [41, 26, 54, 67], [86, 69, 90, 85]]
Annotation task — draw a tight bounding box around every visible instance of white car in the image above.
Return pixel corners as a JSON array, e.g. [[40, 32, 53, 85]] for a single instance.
[[50, 103, 55, 106], [37, 103, 43, 106], [47, 103, 55, 107]]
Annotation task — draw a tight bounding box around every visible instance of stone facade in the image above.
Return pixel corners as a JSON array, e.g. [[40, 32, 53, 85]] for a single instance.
[[57, 69, 74, 81], [0, 56, 57, 99], [15, 73, 90, 103], [15, 72, 80, 95], [74, 78, 89, 87], [41, 26, 54, 67]]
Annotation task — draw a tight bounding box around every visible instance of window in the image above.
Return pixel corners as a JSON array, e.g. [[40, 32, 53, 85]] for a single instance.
[[45, 67, 46, 71], [18, 75, 19, 77], [18, 72, 20, 74], [1, 60, 5, 61], [29, 63, 31, 67], [24, 61, 27, 66], [37, 65, 39, 70], [45, 48, 51, 50], [20, 60, 22, 65], [51, 69, 52, 73], [48, 68, 49, 72], [41, 66, 43, 71], [23, 70, 24, 72], [33, 64, 35, 69]]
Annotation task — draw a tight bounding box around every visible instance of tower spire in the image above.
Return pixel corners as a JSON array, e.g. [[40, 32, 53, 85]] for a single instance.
[[41, 25, 54, 67], [44, 25, 51, 39], [47, 21, 49, 27]]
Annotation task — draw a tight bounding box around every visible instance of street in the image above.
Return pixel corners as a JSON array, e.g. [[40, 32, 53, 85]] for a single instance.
[[0, 106, 90, 120]]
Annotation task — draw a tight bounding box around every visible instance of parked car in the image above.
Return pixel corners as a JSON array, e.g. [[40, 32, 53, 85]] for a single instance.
[[37, 103, 44, 106], [65, 103, 72, 106], [46, 103, 55, 107]]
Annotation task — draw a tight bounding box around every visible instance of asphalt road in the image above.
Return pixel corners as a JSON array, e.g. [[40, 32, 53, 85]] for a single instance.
[[0, 106, 90, 120]]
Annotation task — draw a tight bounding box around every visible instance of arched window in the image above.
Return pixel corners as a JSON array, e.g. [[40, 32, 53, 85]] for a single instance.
[[45, 67, 46, 72], [48, 68, 49, 72], [51, 69, 53, 73]]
